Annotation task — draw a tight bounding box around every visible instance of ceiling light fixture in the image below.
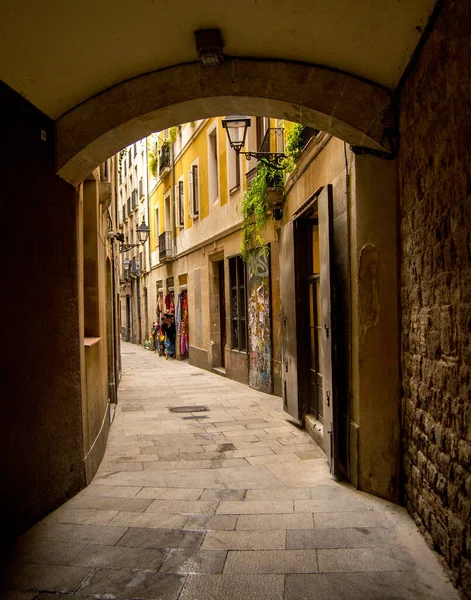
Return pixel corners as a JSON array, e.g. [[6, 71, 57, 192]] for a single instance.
[[195, 29, 224, 66]]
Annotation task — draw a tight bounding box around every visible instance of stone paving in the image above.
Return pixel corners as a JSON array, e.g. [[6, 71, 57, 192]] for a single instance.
[[2, 342, 459, 599]]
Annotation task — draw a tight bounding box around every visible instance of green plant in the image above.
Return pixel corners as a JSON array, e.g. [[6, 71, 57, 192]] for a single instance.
[[148, 149, 157, 177], [239, 163, 283, 261], [118, 148, 127, 173], [282, 123, 307, 173], [168, 127, 178, 144]]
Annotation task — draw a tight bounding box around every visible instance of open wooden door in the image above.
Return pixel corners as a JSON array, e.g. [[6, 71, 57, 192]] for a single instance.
[[318, 184, 338, 476], [279, 221, 299, 420]]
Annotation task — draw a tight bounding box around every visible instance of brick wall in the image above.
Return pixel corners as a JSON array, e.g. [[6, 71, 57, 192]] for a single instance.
[[399, 0, 471, 595]]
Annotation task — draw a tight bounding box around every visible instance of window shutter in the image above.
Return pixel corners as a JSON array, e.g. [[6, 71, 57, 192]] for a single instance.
[[193, 164, 199, 216], [188, 170, 194, 218], [174, 184, 179, 226], [178, 180, 184, 227]]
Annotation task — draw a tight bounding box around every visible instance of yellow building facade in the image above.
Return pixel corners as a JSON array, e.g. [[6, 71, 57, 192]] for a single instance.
[[146, 117, 282, 392]]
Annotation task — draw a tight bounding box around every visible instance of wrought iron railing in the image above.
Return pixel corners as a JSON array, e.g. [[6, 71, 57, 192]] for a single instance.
[[159, 231, 174, 262], [299, 126, 319, 149], [159, 144, 171, 176], [259, 127, 284, 153]]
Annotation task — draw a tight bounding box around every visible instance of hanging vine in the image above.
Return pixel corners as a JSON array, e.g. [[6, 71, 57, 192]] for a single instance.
[[240, 163, 283, 261]]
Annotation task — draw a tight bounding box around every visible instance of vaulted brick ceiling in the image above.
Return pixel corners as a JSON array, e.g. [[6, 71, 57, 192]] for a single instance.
[[1, 0, 436, 120]]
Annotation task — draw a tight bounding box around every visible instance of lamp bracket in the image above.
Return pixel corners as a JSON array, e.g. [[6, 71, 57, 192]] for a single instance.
[[240, 151, 285, 171], [119, 243, 142, 253]]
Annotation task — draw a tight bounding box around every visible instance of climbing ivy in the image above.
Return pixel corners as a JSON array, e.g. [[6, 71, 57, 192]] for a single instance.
[[282, 123, 307, 173], [240, 163, 283, 261]]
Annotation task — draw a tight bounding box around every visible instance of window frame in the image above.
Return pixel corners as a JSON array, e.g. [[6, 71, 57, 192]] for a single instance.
[[229, 255, 247, 352]]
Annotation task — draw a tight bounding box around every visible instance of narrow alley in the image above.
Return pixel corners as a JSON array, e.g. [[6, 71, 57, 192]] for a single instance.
[[3, 342, 458, 600]]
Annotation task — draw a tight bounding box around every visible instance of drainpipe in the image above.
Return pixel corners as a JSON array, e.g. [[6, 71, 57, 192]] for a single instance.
[[171, 142, 176, 257]]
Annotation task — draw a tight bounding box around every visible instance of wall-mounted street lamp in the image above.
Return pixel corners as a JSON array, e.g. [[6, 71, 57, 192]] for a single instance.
[[108, 220, 150, 253], [222, 116, 286, 170], [122, 258, 131, 275], [195, 29, 224, 67]]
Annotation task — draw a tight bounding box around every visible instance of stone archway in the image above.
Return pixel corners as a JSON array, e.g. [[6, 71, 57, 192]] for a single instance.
[[56, 59, 393, 185]]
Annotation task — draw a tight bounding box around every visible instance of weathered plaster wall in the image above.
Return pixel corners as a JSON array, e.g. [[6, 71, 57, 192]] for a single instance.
[[399, 0, 471, 595], [0, 82, 85, 536]]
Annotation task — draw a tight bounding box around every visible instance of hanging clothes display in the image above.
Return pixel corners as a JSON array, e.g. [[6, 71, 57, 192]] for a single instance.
[[176, 289, 189, 358], [161, 313, 176, 359], [156, 291, 164, 356]]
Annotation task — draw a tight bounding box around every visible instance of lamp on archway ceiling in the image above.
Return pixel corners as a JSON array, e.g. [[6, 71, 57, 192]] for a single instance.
[[222, 116, 286, 171], [108, 219, 150, 253]]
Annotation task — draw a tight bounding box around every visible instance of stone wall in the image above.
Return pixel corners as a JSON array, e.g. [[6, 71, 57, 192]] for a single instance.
[[0, 82, 85, 537], [399, 0, 471, 595]]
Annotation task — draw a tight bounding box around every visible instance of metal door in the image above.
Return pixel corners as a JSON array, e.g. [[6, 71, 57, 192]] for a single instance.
[[279, 221, 299, 419], [318, 184, 337, 475]]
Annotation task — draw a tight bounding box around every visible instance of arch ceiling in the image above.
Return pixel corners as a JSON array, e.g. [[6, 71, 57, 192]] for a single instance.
[[1, 0, 437, 183], [1, 0, 436, 119]]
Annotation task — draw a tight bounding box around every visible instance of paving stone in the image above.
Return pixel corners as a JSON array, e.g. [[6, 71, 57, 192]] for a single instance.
[[160, 549, 227, 574], [294, 499, 373, 513], [78, 568, 184, 599], [65, 495, 153, 513], [92, 470, 168, 487], [12, 540, 86, 565], [285, 572, 458, 599], [199, 489, 246, 501], [23, 523, 128, 545], [0, 593, 39, 600], [179, 573, 284, 600], [222, 447, 276, 458], [184, 515, 238, 531], [217, 500, 293, 514], [82, 485, 142, 498], [287, 527, 391, 549], [118, 528, 204, 549], [7, 563, 91, 593], [136, 487, 203, 500], [50, 508, 118, 526], [202, 530, 285, 550], [145, 500, 218, 515], [108, 511, 187, 529], [70, 544, 166, 569], [164, 468, 224, 489], [245, 488, 310, 500], [236, 513, 314, 530], [313, 511, 385, 529], [246, 453, 302, 466], [143, 459, 214, 470], [318, 547, 413, 572], [99, 461, 144, 472], [211, 458, 250, 468], [224, 549, 318, 573], [215, 466, 285, 489]]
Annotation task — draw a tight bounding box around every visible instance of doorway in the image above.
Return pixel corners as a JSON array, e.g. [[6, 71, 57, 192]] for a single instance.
[[218, 260, 226, 368], [125, 295, 131, 342], [306, 217, 323, 423]]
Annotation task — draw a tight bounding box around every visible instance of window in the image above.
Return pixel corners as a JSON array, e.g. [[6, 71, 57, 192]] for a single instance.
[[227, 143, 241, 194], [164, 193, 171, 232], [176, 179, 185, 227], [229, 256, 247, 352], [154, 207, 159, 249], [188, 163, 199, 217], [208, 127, 219, 203]]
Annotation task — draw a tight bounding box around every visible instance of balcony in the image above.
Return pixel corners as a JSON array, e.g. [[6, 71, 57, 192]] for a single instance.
[[159, 144, 171, 177], [298, 126, 319, 149], [259, 127, 284, 153], [159, 231, 174, 263], [131, 189, 138, 211]]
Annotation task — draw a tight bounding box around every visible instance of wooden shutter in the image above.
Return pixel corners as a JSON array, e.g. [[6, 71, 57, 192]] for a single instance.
[[192, 164, 199, 216], [188, 169, 194, 218]]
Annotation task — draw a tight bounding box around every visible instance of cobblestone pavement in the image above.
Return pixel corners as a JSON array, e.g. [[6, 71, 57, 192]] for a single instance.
[[2, 342, 458, 599]]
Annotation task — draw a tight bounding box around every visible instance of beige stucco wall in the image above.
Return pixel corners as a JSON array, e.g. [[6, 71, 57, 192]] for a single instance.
[[283, 134, 400, 501]]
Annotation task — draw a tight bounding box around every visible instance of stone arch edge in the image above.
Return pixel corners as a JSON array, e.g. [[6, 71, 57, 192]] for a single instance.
[[56, 59, 393, 185]]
